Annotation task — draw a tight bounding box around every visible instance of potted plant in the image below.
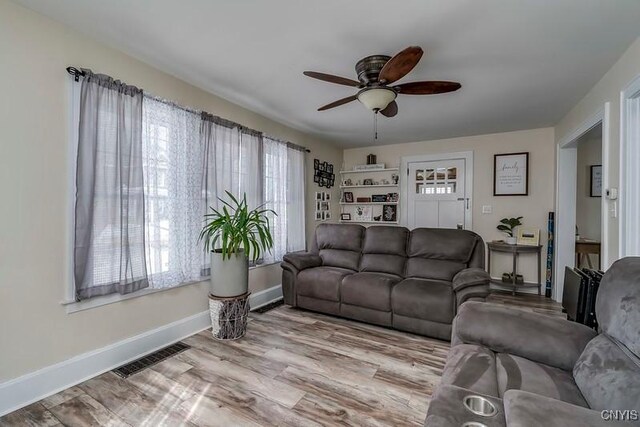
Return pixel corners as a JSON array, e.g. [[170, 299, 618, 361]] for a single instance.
[[199, 191, 276, 297], [497, 216, 523, 245]]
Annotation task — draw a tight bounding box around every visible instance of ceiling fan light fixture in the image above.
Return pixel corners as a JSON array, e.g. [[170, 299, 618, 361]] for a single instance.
[[357, 88, 397, 111]]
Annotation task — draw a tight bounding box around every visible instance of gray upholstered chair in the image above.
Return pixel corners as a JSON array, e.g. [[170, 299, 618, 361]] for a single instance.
[[425, 257, 640, 426], [281, 223, 490, 340]]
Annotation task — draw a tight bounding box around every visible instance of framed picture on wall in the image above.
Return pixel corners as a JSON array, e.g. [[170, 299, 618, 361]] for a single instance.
[[494, 152, 529, 196], [590, 165, 602, 197]]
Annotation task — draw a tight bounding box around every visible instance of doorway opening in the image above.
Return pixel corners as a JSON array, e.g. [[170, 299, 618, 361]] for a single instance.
[[554, 105, 609, 302]]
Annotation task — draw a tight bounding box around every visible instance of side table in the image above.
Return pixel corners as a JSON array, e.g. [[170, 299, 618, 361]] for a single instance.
[[487, 242, 543, 295], [208, 292, 251, 340]]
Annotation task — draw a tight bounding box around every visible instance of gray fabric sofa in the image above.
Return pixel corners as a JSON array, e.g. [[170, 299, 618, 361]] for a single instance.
[[280, 223, 490, 340], [425, 257, 640, 426]]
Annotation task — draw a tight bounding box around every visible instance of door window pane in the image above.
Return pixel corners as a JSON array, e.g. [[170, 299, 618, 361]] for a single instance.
[[447, 167, 457, 179], [415, 169, 424, 181], [437, 168, 446, 180]]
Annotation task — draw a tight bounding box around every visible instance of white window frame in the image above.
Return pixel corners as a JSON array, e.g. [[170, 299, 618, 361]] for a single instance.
[[620, 73, 640, 257]]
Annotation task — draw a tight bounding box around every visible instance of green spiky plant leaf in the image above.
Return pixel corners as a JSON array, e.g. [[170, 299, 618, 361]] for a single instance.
[[497, 216, 523, 237], [199, 191, 276, 262]]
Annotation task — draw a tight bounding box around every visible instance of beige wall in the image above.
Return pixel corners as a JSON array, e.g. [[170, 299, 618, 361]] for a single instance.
[[343, 128, 556, 286], [576, 129, 602, 243], [555, 36, 640, 266], [0, 0, 341, 382]]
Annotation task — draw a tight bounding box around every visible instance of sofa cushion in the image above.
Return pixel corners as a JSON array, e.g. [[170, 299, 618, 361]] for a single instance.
[[405, 258, 467, 281], [442, 344, 499, 397], [359, 226, 408, 276], [408, 228, 480, 262], [315, 223, 364, 270], [405, 228, 481, 281], [504, 390, 608, 427], [391, 278, 454, 323], [341, 272, 401, 311], [573, 334, 640, 411], [297, 266, 354, 302], [496, 353, 588, 408], [594, 257, 640, 358]]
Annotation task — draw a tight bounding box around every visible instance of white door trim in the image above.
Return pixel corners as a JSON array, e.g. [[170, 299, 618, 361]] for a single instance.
[[400, 151, 474, 229], [619, 73, 640, 257], [554, 105, 609, 302]]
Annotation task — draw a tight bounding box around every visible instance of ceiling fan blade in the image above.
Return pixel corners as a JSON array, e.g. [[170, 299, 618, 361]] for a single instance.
[[318, 95, 358, 111], [394, 81, 461, 95], [378, 46, 423, 84], [379, 100, 398, 118], [303, 71, 361, 87]]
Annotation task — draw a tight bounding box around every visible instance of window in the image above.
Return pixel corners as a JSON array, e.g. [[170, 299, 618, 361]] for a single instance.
[[70, 72, 306, 303], [142, 97, 203, 289]]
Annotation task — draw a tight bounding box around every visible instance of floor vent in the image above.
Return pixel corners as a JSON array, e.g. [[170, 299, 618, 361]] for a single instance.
[[253, 298, 284, 314], [112, 342, 190, 378]]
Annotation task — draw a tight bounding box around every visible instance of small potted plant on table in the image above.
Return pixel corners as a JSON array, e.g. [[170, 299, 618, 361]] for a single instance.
[[497, 216, 523, 245], [199, 191, 275, 340]]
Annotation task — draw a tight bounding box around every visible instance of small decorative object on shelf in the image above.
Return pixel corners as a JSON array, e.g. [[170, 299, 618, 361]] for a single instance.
[[387, 192, 399, 202], [363, 178, 374, 185], [517, 228, 540, 246], [354, 163, 385, 171], [343, 191, 354, 203], [343, 178, 353, 186], [497, 216, 523, 245], [374, 215, 382, 221], [391, 173, 399, 185], [209, 292, 251, 340], [354, 205, 372, 222], [356, 197, 372, 203], [340, 213, 351, 221], [383, 204, 397, 222], [372, 194, 387, 202], [314, 158, 335, 188], [367, 154, 377, 165]]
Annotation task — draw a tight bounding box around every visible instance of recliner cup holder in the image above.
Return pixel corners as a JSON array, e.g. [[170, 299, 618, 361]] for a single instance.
[[462, 422, 488, 427], [463, 395, 497, 417]]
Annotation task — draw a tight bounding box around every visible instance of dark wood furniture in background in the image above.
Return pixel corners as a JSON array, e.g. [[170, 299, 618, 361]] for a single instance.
[[575, 239, 601, 270], [487, 241, 543, 295]]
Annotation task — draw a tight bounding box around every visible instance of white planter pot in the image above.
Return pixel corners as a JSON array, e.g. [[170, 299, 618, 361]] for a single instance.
[[210, 250, 248, 297], [506, 236, 517, 245]]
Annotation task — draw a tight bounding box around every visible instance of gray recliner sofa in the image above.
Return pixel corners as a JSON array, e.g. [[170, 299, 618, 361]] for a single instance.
[[426, 257, 640, 426], [280, 223, 490, 340]]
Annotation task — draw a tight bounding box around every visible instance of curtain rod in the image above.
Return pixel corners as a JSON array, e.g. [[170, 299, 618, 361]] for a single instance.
[[66, 66, 311, 153]]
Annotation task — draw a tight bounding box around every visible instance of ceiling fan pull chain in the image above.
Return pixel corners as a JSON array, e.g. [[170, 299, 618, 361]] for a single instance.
[[374, 111, 378, 140]]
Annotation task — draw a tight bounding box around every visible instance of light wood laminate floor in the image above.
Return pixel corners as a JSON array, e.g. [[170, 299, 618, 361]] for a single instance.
[[1, 292, 563, 426]]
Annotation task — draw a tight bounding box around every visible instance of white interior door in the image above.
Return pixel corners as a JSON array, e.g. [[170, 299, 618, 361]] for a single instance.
[[407, 159, 467, 229]]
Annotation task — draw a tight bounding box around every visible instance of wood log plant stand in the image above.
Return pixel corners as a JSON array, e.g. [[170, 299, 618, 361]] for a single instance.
[[208, 292, 251, 340]]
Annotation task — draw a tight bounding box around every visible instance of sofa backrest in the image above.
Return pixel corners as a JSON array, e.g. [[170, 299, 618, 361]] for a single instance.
[[360, 226, 409, 276], [405, 228, 484, 281], [313, 223, 364, 271], [573, 257, 640, 411]]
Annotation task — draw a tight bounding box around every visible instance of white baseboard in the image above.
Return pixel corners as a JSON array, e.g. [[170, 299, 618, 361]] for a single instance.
[[0, 283, 284, 417], [249, 284, 283, 310], [0, 310, 210, 417]]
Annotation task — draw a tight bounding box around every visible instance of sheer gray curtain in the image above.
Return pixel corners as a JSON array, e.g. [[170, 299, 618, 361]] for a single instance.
[[74, 70, 148, 300]]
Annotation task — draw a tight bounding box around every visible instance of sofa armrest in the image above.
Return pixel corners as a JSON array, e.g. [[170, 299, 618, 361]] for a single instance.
[[282, 252, 322, 271], [452, 267, 490, 292], [453, 301, 597, 371], [504, 389, 635, 426]]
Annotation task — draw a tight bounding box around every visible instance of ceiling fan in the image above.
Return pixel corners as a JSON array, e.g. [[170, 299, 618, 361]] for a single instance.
[[303, 46, 461, 118]]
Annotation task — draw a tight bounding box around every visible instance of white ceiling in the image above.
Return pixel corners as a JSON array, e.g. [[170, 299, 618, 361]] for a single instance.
[[14, 0, 640, 147]]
